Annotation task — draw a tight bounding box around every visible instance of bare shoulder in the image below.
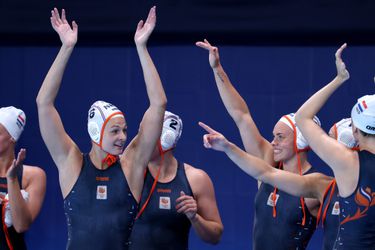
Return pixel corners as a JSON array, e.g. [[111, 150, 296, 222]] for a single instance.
[[21, 165, 46, 190], [23, 165, 46, 178], [184, 163, 211, 182], [184, 163, 214, 194]]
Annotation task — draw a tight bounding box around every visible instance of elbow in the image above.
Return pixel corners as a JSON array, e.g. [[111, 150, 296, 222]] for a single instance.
[[213, 227, 224, 245], [206, 225, 224, 245], [36, 95, 48, 108]]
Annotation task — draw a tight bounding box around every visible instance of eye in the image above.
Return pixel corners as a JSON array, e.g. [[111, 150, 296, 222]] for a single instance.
[[111, 129, 119, 134]]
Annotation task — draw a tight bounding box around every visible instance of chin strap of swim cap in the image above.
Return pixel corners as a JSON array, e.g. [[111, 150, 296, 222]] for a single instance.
[[102, 154, 118, 167], [279, 115, 307, 226], [272, 161, 283, 219], [135, 141, 165, 220]]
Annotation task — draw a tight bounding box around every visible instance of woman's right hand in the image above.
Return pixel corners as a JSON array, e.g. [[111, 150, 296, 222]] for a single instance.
[[335, 43, 350, 81], [50, 8, 78, 48], [196, 39, 221, 69]]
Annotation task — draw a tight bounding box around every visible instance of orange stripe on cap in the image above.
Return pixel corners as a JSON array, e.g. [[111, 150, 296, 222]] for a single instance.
[[98, 111, 124, 147]]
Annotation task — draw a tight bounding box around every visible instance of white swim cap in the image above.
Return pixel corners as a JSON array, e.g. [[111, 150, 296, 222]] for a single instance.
[[160, 111, 183, 151], [87, 101, 124, 146], [279, 113, 321, 150], [0, 106, 26, 141], [351, 95, 375, 135], [332, 118, 358, 149]]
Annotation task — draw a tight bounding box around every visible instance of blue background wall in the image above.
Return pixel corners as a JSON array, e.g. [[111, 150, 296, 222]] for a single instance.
[[1, 44, 375, 249]]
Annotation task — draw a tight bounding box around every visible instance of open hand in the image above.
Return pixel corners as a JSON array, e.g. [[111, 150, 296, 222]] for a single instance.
[[134, 6, 156, 46], [7, 149, 26, 181], [335, 43, 350, 81], [50, 8, 78, 48]]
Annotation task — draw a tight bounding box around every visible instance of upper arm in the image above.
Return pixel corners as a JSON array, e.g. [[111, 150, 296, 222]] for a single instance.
[[236, 113, 275, 165], [23, 166, 46, 222], [126, 106, 164, 170], [297, 120, 357, 178], [263, 169, 331, 200], [187, 167, 222, 226], [37, 104, 81, 169], [123, 107, 164, 200]]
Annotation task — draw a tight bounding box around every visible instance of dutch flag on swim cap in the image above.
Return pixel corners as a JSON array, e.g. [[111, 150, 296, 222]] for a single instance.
[[351, 94, 375, 134], [0, 106, 26, 141]]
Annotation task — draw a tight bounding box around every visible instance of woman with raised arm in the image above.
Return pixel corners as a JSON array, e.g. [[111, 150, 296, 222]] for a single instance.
[[199, 117, 359, 249], [295, 44, 375, 249], [0, 107, 46, 250], [36, 7, 166, 250], [129, 111, 223, 249], [197, 39, 319, 249]]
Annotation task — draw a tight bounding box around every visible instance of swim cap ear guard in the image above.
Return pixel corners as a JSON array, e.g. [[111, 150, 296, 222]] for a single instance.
[[332, 118, 358, 149], [87, 100, 124, 146], [351, 94, 375, 135], [279, 113, 321, 151], [87, 101, 124, 166], [0, 106, 26, 141], [160, 111, 183, 152]]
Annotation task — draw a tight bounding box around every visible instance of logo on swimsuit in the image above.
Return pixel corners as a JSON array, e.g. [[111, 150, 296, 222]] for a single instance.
[[159, 196, 171, 210], [96, 185, 107, 200], [331, 201, 340, 215], [341, 186, 375, 225], [267, 192, 280, 207]]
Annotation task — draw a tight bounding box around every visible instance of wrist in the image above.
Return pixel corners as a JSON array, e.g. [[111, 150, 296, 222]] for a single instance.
[[6, 176, 18, 184], [212, 64, 223, 72], [189, 213, 199, 223]]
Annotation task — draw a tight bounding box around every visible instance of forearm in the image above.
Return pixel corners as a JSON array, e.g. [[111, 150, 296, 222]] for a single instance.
[[6, 179, 32, 233], [190, 214, 223, 244], [136, 45, 167, 108], [223, 141, 269, 181], [36, 45, 74, 106], [212, 65, 250, 123], [296, 76, 346, 122]]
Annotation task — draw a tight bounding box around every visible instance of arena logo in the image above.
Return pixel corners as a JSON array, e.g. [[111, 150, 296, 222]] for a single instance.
[[366, 125, 375, 131]]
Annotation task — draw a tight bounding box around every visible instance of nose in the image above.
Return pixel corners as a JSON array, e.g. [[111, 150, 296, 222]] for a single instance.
[[271, 137, 277, 146], [120, 131, 127, 141]]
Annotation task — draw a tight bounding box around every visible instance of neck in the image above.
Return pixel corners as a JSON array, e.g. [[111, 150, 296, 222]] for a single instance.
[[89, 146, 114, 170], [359, 137, 375, 154], [282, 151, 311, 174], [148, 152, 177, 181]]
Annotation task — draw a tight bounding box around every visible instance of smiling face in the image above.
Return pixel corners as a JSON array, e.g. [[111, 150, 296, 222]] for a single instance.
[[271, 121, 295, 162], [100, 117, 127, 156]]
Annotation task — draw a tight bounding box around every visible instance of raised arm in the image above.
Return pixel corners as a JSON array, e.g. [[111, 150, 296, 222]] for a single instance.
[[36, 9, 81, 195], [294, 44, 357, 195], [199, 122, 331, 200], [196, 40, 273, 164], [124, 7, 167, 199], [6, 149, 46, 233]]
